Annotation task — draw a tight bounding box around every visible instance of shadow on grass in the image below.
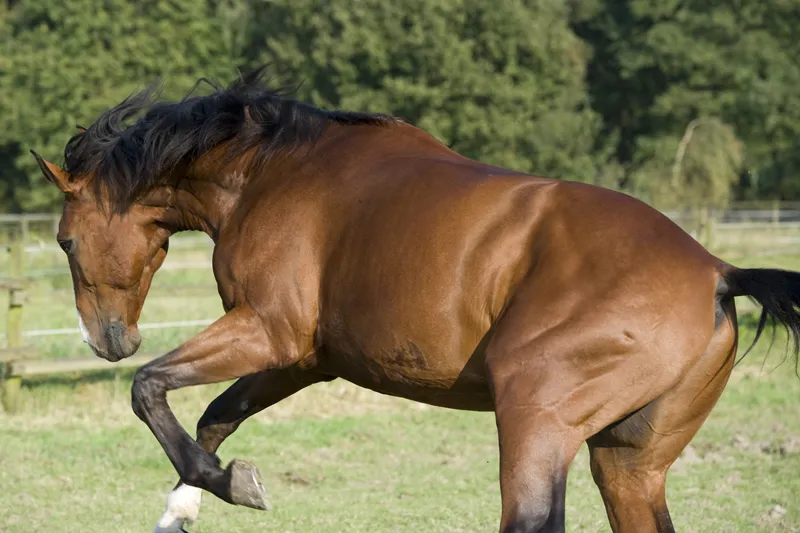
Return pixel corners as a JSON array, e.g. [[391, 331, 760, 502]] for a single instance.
[[20, 367, 139, 392]]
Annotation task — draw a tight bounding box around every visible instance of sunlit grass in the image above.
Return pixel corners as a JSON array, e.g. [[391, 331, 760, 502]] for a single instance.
[[0, 346, 798, 532]]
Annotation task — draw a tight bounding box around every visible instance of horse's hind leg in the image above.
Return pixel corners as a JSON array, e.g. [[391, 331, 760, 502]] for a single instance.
[[486, 293, 717, 533], [153, 368, 332, 533], [488, 338, 657, 533], [587, 304, 737, 533]]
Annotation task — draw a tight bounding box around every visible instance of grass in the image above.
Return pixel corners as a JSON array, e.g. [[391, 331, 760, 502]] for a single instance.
[[0, 350, 798, 533], [713, 225, 800, 259], [0, 242, 798, 532]]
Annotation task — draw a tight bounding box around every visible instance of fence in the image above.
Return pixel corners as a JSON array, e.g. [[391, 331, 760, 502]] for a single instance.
[[1, 205, 800, 412], [0, 214, 60, 244], [0, 239, 26, 411], [658, 203, 800, 257]]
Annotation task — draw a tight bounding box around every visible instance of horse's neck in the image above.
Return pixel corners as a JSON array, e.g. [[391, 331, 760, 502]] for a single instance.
[[154, 163, 251, 241], [157, 130, 341, 239]]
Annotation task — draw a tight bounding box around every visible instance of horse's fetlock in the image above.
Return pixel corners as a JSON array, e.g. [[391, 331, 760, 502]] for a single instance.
[[502, 513, 549, 533]]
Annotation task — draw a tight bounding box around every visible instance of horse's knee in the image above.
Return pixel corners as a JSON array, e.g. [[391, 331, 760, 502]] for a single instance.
[[500, 475, 567, 533], [589, 444, 674, 533], [131, 367, 162, 421], [196, 399, 223, 434], [502, 504, 569, 533]]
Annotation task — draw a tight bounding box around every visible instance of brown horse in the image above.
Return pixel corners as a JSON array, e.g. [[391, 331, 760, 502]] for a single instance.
[[32, 67, 800, 533]]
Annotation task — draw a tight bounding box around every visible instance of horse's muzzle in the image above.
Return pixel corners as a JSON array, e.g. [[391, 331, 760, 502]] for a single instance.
[[97, 321, 142, 362]]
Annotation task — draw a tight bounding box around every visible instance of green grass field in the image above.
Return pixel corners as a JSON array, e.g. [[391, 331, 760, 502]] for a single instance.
[[0, 239, 799, 532]]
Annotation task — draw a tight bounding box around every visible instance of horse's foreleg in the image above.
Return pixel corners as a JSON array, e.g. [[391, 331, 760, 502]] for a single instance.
[[132, 306, 303, 511], [195, 368, 334, 453], [491, 403, 584, 533], [153, 368, 333, 532]]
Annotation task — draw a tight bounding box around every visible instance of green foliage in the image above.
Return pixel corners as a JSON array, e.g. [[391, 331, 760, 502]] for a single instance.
[[246, 0, 607, 183], [0, 0, 798, 213], [0, 0, 242, 212], [571, 0, 800, 205], [629, 117, 744, 209]]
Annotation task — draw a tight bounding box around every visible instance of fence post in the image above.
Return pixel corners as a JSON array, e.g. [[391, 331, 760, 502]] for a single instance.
[[772, 199, 780, 230], [2, 236, 25, 412], [706, 208, 716, 250], [21, 217, 30, 243], [695, 206, 707, 247]]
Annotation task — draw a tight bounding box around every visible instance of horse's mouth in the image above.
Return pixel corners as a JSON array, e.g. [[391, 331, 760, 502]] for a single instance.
[[88, 343, 126, 362]]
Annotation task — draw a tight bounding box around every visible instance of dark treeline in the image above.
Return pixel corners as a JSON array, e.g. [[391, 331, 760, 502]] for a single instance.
[[1, 0, 798, 213]]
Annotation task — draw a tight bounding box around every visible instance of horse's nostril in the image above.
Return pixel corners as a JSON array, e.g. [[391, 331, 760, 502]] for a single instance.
[[130, 328, 142, 347], [105, 321, 132, 360], [99, 321, 141, 361], [105, 321, 125, 343]]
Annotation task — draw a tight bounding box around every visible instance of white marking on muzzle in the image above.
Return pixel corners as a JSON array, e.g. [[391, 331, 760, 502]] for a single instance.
[[153, 483, 203, 533], [76, 308, 91, 345]]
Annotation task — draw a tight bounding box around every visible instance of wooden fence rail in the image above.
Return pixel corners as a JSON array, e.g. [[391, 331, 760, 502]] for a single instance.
[[8, 352, 160, 379]]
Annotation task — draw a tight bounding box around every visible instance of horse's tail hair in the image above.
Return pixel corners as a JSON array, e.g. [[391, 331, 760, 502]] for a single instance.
[[719, 266, 800, 372]]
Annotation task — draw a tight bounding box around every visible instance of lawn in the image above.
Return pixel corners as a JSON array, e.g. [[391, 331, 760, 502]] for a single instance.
[[0, 240, 798, 532], [0, 350, 798, 533]]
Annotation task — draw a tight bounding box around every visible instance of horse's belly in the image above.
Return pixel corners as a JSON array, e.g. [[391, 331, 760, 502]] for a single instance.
[[316, 337, 494, 411], [335, 367, 495, 411]]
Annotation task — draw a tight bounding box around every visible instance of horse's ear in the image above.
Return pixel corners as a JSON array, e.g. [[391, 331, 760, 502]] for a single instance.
[[30, 150, 76, 193]]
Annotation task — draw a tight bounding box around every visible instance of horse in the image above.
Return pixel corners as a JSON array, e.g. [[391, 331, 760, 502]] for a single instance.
[[31, 66, 800, 533]]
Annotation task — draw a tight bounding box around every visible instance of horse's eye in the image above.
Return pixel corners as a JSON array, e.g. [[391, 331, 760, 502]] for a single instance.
[[57, 239, 74, 254]]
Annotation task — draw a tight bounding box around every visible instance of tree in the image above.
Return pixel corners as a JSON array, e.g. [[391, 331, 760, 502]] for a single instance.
[[243, 0, 612, 185], [1, 0, 797, 213], [571, 0, 800, 205], [627, 117, 743, 210], [0, 0, 243, 212]]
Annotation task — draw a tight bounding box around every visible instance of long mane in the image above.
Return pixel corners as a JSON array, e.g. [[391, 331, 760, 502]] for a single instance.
[[63, 65, 396, 213]]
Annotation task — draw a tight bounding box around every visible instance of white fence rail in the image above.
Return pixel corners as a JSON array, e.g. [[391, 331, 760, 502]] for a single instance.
[[20, 319, 217, 338]]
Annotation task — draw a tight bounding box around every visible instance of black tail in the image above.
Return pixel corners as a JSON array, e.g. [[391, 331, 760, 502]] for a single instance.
[[721, 267, 800, 370]]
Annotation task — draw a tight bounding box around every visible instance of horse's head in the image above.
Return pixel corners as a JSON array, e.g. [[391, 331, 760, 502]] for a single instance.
[[31, 150, 170, 361]]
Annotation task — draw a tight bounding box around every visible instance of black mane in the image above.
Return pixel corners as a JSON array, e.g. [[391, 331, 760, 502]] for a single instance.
[[63, 65, 396, 213]]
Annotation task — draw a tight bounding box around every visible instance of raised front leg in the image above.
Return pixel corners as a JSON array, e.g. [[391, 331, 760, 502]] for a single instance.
[[153, 368, 334, 532], [132, 306, 307, 510]]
